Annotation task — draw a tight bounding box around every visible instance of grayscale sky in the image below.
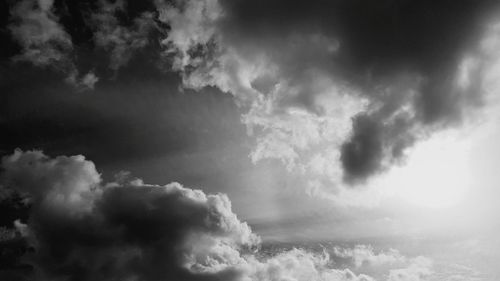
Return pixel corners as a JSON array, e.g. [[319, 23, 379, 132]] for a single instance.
[[1, 0, 500, 280]]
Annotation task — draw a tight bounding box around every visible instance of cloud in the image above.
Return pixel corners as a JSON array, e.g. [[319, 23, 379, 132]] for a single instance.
[[8, 0, 73, 67], [7, 0, 500, 176], [1, 149, 258, 281], [66, 70, 100, 91], [154, 0, 500, 205], [333, 245, 405, 268], [1, 149, 101, 211], [8, 0, 98, 90], [245, 248, 376, 281], [8, 0, 497, 190], [90, 0, 156, 72], [0, 150, 438, 281], [158, 0, 223, 72], [331, 246, 434, 281], [154, 0, 368, 198], [387, 256, 433, 281]]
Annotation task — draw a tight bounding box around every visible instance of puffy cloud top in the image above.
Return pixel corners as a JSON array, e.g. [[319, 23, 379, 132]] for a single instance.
[[1, 150, 259, 281]]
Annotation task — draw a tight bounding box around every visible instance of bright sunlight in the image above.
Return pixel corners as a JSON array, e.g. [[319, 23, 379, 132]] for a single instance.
[[385, 131, 473, 209]]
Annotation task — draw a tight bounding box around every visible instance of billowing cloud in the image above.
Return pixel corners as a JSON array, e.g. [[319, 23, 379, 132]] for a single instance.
[[245, 249, 376, 281], [8, 0, 98, 91], [155, 0, 500, 203], [1, 150, 101, 212], [0, 150, 435, 281], [1, 150, 258, 280]]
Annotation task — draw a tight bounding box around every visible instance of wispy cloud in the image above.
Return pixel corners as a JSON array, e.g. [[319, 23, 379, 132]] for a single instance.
[[90, 0, 156, 73], [9, 0, 72, 67], [8, 0, 98, 91]]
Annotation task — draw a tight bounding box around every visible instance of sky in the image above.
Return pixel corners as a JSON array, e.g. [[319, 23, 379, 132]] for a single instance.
[[1, 0, 500, 280]]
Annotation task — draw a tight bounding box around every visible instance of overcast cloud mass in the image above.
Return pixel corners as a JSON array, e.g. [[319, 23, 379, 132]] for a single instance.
[[2, 0, 500, 280]]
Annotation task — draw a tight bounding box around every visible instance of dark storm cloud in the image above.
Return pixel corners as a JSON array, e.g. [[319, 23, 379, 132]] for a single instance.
[[152, 0, 498, 181], [341, 115, 384, 182], [192, 0, 499, 181], [220, 0, 492, 73]]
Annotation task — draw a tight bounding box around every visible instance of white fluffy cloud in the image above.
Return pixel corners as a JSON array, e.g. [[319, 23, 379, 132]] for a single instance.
[[1, 149, 101, 212], [244, 249, 376, 281]]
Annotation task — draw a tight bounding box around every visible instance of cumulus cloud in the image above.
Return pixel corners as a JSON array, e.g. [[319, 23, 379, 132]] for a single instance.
[[0, 150, 437, 281], [1, 150, 258, 281]]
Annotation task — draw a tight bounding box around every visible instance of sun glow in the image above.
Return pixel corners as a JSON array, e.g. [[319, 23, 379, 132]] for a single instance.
[[384, 132, 473, 209]]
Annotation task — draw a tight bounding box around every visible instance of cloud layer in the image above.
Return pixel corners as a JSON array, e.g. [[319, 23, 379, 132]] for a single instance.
[[0, 150, 435, 281]]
